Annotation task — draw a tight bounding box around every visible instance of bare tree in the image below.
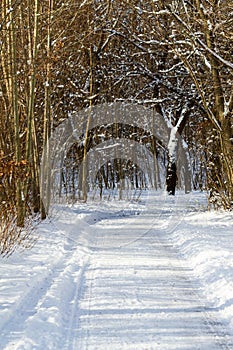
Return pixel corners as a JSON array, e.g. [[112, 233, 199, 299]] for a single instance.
[[162, 1, 233, 207]]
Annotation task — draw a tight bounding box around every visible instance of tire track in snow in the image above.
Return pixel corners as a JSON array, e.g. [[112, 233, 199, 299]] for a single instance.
[[0, 229, 88, 349], [1, 203, 233, 349], [64, 260, 89, 350], [0, 262, 64, 343], [72, 213, 233, 350], [148, 225, 233, 350]]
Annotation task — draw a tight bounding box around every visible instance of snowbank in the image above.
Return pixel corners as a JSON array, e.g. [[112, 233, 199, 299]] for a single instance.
[[169, 192, 233, 329]]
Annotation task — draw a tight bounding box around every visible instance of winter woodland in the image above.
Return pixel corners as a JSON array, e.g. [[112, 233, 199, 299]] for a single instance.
[[0, 1, 232, 255]]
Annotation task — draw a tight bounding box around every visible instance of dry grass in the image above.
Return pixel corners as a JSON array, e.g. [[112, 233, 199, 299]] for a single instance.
[[0, 206, 37, 258]]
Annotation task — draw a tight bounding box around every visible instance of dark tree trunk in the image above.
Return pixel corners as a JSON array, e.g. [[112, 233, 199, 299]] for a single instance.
[[166, 162, 177, 195], [165, 100, 195, 196]]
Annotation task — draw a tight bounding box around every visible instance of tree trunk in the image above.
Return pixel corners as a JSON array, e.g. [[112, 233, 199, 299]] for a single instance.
[[9, 1, 24, 226], [165, 103, 192, 195], [166, 162, 177, 195], [41, 0, 53, 218]]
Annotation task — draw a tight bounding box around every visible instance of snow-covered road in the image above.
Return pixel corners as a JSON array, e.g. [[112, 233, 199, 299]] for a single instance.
[[1, 193, 233, 349]]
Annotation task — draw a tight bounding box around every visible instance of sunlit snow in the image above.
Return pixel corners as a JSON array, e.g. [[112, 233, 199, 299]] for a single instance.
[[0, 191, 233, 349]]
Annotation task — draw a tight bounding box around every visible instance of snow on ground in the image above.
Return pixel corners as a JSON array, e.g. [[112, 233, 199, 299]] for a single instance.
[[0, 190, 233, 349], [170, 201, 233, 329]]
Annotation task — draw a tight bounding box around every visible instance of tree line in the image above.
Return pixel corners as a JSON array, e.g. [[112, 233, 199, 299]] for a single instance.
[[0, 0, 232, 255]]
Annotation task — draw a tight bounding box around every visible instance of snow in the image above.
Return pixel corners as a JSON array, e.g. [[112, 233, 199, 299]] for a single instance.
[[171, 209, 233, 327], [0, 191, 233, 349]]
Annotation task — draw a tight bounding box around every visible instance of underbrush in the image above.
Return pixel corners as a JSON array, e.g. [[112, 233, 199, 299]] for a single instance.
[[0, 206, 37, 257]]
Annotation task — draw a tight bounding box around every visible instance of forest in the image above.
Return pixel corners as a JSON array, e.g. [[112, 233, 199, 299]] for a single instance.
[[0, 0, 232, 255]]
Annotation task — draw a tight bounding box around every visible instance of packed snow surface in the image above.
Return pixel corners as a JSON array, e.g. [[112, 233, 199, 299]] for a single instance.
[[0, 191, 233, 349]]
